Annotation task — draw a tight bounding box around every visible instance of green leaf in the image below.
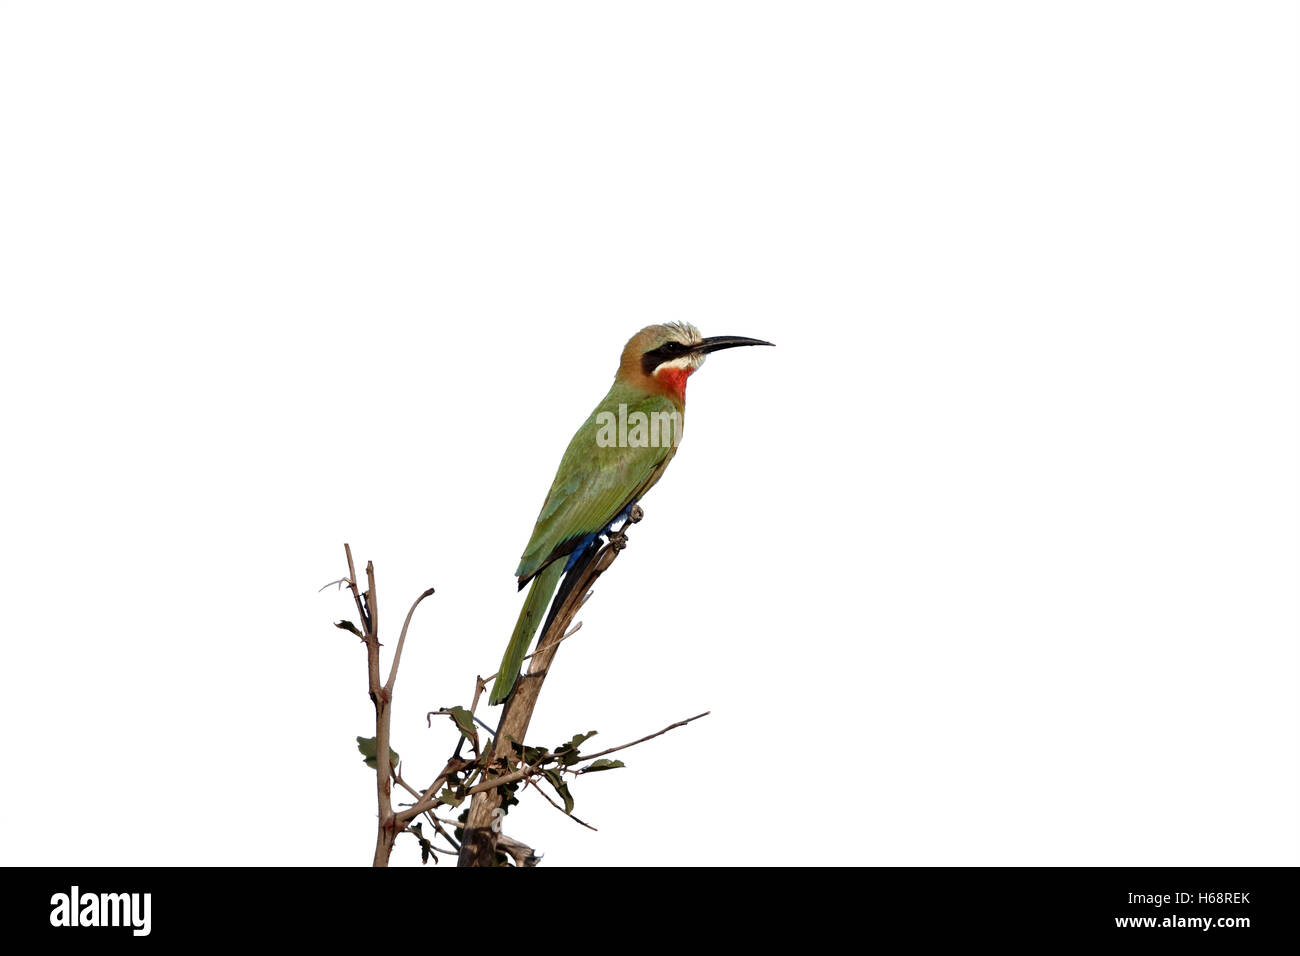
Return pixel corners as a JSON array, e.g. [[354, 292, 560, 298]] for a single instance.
[[581, 759, 626, 773], [437, 787, 464, 808], [356, 736, 399, 771], [444, 706, 477, 740], [335, 620, 364, 638], [542, 769, 575, 814], [558, 731, 597, 752], [500, 781, 521, 811], [407, 822, 438, 865], [554, 730, 598, 767]]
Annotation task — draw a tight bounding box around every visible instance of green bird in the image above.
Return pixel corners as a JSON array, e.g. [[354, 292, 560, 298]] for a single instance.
[[489, 322, 773, 705]]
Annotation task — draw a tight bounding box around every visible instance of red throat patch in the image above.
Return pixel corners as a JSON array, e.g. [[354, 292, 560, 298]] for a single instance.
[[655, 365, 693, 402]]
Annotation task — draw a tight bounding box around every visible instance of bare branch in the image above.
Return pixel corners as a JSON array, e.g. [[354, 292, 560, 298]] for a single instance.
[[392, 755, 473, 826], [343, 543, 369, 631], [462, 760, 542, 798], [334, 507, 703, 867], [364, 560, 378, 644], [576, 711, 711, 765], [384, 587, 436, 697], [336, 544, 441, 866], [524, 776, 598, 831], [458, 519, 639, 866], [480, 619, 584, 684]]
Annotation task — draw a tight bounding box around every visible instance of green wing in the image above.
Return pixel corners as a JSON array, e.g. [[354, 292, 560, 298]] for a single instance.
[[515, 386, 681, 583]]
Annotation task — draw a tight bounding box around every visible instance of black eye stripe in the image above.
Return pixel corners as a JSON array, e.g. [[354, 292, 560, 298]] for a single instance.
[[640, 341, 688, 376]]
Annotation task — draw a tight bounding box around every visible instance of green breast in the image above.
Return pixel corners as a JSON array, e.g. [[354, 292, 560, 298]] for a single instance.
[[515, 381, 684, 581]]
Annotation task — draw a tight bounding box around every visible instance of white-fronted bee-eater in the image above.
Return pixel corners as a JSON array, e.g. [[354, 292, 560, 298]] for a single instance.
[[489, 322, 772, 705]]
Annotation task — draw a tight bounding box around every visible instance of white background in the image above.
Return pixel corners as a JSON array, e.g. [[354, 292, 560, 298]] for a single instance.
[[1, 2, 1296, 867]]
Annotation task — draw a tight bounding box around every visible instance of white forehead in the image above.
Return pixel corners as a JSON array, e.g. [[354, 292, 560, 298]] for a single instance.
[[662, 321, 702, 346]]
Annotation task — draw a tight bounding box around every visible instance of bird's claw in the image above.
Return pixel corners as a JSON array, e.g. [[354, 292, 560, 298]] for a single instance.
[[628, 505, 644, 524]]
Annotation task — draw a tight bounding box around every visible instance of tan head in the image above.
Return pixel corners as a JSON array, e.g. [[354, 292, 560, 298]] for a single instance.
[[616, 322, 772, 406]]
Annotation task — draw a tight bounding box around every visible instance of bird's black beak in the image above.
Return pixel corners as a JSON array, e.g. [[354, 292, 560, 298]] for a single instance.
[[690, 335, 775, 355]]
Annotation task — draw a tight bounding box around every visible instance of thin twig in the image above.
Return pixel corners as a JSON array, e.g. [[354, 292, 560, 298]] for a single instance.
[[462, 760, 542, 797], [384, 587, 436, 696], [576, 712, 711, 765], [343, 543, 369, 631], [480, 620, 585, 683], [393, 755, 474, 826], [523, 776, 598, 831]]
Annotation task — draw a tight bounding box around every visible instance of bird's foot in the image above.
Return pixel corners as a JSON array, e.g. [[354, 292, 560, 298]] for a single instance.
[[614, 505, 643, 536], [607, 505, 643, 552]]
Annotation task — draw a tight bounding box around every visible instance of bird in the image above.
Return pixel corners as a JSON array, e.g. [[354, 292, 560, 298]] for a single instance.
[[489, 322, 773, 705]]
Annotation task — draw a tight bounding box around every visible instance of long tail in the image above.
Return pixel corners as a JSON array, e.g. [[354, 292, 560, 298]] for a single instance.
[[489, 560, 565, 706]]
